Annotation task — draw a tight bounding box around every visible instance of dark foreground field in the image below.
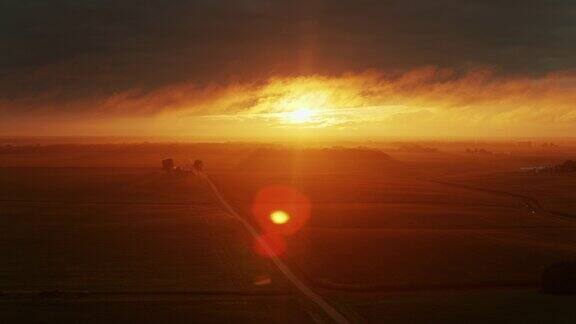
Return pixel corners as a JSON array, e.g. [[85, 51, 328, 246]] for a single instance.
[[1, 142, 576, 323], [0, 167, 318, 323]]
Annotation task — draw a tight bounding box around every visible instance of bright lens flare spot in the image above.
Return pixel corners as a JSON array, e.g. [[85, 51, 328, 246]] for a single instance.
[[285, 108, 316, 124], [270, 210, 290, 224]]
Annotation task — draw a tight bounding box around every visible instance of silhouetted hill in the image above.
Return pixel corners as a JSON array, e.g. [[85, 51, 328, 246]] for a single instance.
[[235, 147, 396, 173]]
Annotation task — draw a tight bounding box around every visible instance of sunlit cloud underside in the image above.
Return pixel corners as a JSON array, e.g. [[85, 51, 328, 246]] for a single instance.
[[172, 68, 576, 137], [2, 67, 576, 138]]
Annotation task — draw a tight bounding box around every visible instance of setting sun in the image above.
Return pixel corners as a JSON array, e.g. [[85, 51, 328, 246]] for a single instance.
[[285, 108, 317, 124]]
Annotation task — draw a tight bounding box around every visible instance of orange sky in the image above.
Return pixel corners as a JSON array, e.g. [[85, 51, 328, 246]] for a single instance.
[[2, 2, 576, 140], [2, 67, 576, 139]]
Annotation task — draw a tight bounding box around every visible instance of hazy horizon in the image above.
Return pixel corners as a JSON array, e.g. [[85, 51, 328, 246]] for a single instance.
[[3, 134, 576, 145]]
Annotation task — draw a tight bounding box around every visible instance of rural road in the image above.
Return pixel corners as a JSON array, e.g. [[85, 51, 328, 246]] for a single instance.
[[432, 180, 576, 221], [201, 173, 352, 324]]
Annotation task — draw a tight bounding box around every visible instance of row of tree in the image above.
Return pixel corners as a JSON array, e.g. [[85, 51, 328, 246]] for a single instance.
[[555, 160, 576, 173]]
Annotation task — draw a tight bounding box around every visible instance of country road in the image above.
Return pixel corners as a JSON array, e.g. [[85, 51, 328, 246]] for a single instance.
[[201, 173, 352, 324]]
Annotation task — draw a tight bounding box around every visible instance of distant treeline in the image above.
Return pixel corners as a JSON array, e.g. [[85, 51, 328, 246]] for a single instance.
[[0, 143, 259, 154], [244, 147, 392, 160], [391, 143, 439, 153], [235, 147, 395, 172], [555, 160, 576, 173]]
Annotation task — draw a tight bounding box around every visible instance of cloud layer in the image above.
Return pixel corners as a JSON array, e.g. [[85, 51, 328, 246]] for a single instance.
[[1, 1, 575, 136], [2, 67, 576, 137]]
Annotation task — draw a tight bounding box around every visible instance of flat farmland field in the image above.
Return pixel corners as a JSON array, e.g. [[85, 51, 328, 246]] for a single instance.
[[0, 167, 315, 323], [2, 144, 576, 322], [0, 203, 282, 292], [307, 202, 570, 229], [294, 227, 576, 288], [0, 295, 313, 324], [211, 149, 576, 321], [0, 167, 211, 203], [212, 166, 576, 290], [336, 289, 576, 323], [445, 172, 576, 217], [0, 143, 254, 171]]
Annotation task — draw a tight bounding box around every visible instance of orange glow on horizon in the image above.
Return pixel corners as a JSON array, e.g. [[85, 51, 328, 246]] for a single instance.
[[7, 68, 576, 138]]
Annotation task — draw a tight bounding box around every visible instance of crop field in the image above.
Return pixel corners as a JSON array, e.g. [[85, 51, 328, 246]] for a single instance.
[[0, 295, 313, 324], [0, 143, 254, 170], [213, 170, 576, 288], [0, 202, 282, 292], [211, 146, 576, 321], [336, 289, 576, 323], [1, 144, 576, 322], [445, 172, 576, 217], [0, 166, 314, 323]]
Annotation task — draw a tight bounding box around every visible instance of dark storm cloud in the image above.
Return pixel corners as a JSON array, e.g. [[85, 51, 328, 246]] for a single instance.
[[1, 0, 575, 112]]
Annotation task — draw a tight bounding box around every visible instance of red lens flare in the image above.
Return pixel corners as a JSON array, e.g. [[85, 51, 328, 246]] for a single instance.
[[253, 234, 286, 258], [270, 210, 290, 224], [250, 185, 311, 258], [251, 185, 311, 236]]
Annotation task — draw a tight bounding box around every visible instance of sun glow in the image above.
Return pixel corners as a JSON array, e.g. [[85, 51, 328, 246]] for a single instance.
[[285, 108, 317, 124]]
